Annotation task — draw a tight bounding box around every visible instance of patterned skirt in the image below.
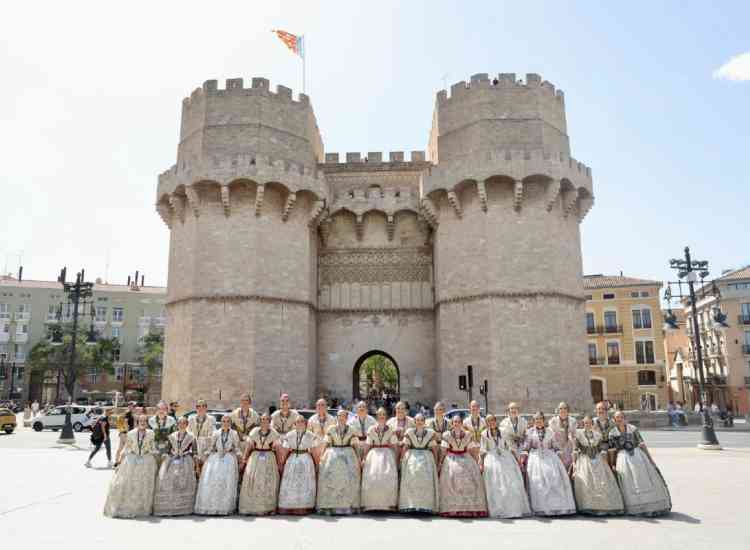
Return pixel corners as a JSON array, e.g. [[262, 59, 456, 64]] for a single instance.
[[361, 447, 399, 511], [239, 450, 279, 515], [103, 454, 158, 518], [399, 448, 439, 513], [316, 447, 361, 515], [573, 453, 625, 515], [194, 453, 239, 515], [526, 449, 576, 516], [483, 450, 531, 518], [615, 448, 671, 516], [153, 455, 197, 516], [278, 452, 316, 514], [438, 452, 487, 517]]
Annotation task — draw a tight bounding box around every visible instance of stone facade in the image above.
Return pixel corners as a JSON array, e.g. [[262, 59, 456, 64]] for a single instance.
[[156, 72, 595, 412]]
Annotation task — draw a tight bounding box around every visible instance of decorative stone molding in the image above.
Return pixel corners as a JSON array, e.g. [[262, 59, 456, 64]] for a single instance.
[[477, 180, 488, 212], [185, 187, 200, 217], [319, 218, 332, 247], [513, 180, 523, 211], [281, 192, 297, 222], [156, 202, 172, 228], [319, 247, 432, 285], [436, 289, 585, 307], [167, 293, 315, 309], [562, 187, 578, 217], [545, 179, 561, 211], [254, 183, 265, 216], [447, 190, 463, 218], [420, 197, 439, 227], [169, 194, 186, 224], [309, 200, 326, 227], [220, 185, 230, 216], [355, 214, 364, 241]]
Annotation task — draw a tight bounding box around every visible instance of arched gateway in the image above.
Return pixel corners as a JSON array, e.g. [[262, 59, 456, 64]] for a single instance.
[[353, 350, 400, 403]]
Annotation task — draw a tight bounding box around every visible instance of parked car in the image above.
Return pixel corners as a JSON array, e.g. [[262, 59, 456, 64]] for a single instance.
[[183, 409, 232, 430], [32, 405, 93, 432], [0, 407, 17, 434], [81, 406, 114, 431]]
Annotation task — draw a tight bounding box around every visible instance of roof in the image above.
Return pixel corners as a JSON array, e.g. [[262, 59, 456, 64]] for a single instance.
[[0, 276, 166, 295], [583, 274, 662, 290], [717, 266, 750, 282]]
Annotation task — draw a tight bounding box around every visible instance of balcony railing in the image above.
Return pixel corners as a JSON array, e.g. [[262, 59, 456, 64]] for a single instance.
[[607, 356, 621, 365], [586, 325, 623, 335], [589, 357, 605, 365], [739, 315, 750, 325], [743, 345, 750, 355], [14, 312, 30, 321]]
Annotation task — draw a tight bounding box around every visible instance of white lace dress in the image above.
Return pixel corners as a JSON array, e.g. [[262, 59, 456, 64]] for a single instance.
[[194, 429, 240, 515], [572, 429, 624, 515], [361, 425, 399, 511], [481, 429, 531, 518], [549, 415, 577, 470], [439, 431, 487, 517], [238, 427, 280, 515], [153, 431, 197, 516], [103, 429, 158, 518], [349, 414, 376, 460], [316, 425, 361, 514], [399, 428, 439, 513], [523, 427, 576, 516], [278, 430, 317, 514]]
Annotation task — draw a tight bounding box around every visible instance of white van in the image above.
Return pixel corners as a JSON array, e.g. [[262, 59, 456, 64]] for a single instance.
[[32, 405, 92, 433]]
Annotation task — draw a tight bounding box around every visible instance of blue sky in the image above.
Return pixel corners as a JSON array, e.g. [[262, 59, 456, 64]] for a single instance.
[[1, 1, 747, 295]]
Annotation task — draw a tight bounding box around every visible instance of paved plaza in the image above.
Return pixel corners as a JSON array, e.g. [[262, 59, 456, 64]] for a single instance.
[[2, 420, 748, 550]]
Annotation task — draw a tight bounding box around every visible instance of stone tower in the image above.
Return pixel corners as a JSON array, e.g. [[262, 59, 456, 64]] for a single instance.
[[423, 72, 594, 412], [156, 78, 327, 410], [156, 71, 594, 413]]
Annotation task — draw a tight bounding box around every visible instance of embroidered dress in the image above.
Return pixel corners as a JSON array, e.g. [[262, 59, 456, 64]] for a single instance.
[[188, 414, 215, 458], [104, 429, 158, 518], [399, 427, 439, 514], [463, 415, 487, 445], [609, 424, 671, 516], [387, 416, 415, 444], [239, 427, 281, 515], [439, 430, 487, 517], [593, 416, 615, 453], [278, 429, 317, 514], [349, 414, 376, 459], [572, 429, 624, 516], [271, 409, 301, 435], [153, 431, 197, 516], [317, 424, 361, 515], [549, 415, 577, 470], [308, 413, 336, 446], [148, 415, 176, 457], [523, 427, 576, 516], [194, 429, 240, 515], [231, 407, 260, 454], [480, 429, 531, 518], [499, 416, 528, 454], [361, 425, 399, 511]]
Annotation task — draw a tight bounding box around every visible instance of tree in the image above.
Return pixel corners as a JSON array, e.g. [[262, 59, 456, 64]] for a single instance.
[[359, 354, 398, 397], [136, 325, 164, 400], [27, 323, 117, 403]]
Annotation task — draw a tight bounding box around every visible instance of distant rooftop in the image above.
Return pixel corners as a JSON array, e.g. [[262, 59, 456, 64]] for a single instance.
[[583, 274, 662, 290], [0, 275, 166, 295], [716, 266, 750, 282]]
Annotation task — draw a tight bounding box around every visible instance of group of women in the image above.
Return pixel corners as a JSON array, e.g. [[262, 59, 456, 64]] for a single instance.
[[103, 397, 671, 520]]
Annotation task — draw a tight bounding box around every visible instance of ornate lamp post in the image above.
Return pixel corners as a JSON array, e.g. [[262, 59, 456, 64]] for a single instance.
[[664, 246, 726, 450]]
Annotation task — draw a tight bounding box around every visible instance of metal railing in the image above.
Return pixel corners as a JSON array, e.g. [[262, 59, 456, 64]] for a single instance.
[[586, 325, 623, 335], [738, 315, 750, 325], [588, 357, 605, 365]]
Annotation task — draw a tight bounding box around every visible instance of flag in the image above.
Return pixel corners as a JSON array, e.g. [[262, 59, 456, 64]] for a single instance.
[[272, 29, 305, 59]]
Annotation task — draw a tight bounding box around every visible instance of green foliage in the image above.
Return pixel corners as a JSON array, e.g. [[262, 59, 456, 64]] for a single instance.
[[27, 322, 117, 397], [137, 325, 164, 373], [358, 354, 398, 396]]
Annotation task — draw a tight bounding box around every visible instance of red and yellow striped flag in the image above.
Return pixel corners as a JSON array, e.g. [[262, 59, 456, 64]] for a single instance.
[[272, 29, 305, 59]]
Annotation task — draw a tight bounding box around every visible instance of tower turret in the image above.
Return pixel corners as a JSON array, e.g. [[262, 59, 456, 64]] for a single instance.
[[156, 77, 327, 410], [425, 72, 594, 412]]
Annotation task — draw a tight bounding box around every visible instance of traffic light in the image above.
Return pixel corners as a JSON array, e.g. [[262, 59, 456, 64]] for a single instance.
[[458, 375, 467, 391], [467, 365, 474, 388]]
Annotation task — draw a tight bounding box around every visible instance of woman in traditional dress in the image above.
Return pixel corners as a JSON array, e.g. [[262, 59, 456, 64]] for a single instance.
[[349, 400, 376, 460], [593, 401, 614, 466], [308, 398, 336, 463], [480, 414, 531, 519], [271, 393, 300, 435], [361, 407, 399, 511], [571, 415, 624, 516], [387, 401, 415, 444], [278, 416, 318, 514], [548, 401, 577, 472], [439, 415, 487, 518], [316, 409, 361, 515], [609, 411, 671, 516], [522, 411, 576, 517], [399, 413, 439, 514], [104, 414, 158, 518], [149, 400, 176, 460], [500, 402, 528, 456], [188, 399, 214, 477], [153, 416, 197, 516], [463, 400, 486, 445], [194, 414, 240, 515], [239, 413, 281, 515], [427, 401, 449, 465]]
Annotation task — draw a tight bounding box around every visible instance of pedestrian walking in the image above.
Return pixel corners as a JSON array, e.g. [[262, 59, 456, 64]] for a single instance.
[[31, 400, 39, 418], [86, 411, 113, 468]]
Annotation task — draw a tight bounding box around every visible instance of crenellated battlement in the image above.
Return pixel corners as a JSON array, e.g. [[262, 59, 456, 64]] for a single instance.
[[436, 72, 565, 104], [322, 151, 428, 165], [182, 77, 311, 109]]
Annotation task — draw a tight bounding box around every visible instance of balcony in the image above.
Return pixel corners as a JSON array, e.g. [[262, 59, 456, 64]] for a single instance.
[[586, 325, 623, 335], [739, 315, 750, 326], [14, 312, 30, 321], [607, 356, 621, 365], [589, 357, 605, 366], [743, 345, 750, 355]]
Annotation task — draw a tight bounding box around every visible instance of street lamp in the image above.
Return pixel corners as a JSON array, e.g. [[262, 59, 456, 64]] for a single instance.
[[664, 246, 723, 450]]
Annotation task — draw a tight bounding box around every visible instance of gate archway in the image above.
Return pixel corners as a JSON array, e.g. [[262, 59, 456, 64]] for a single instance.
[[352, 350, 400, 403]]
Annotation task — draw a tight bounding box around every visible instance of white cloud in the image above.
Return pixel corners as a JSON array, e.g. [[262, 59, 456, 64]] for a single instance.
[[713, 52, 750, 81]]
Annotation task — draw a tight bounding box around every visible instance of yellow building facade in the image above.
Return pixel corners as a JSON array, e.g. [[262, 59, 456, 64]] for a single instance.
[[584, 275, 668, 410]]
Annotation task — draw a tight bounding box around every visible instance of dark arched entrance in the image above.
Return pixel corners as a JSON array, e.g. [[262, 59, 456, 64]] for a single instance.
[[352, 350, 400, 404]]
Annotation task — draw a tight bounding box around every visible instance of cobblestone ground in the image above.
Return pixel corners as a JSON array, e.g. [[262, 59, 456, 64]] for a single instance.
[[2, 422, 748, 550]]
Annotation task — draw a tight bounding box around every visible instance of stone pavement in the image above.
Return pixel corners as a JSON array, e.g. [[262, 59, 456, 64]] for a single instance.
[[1, 425, 748, 550]]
